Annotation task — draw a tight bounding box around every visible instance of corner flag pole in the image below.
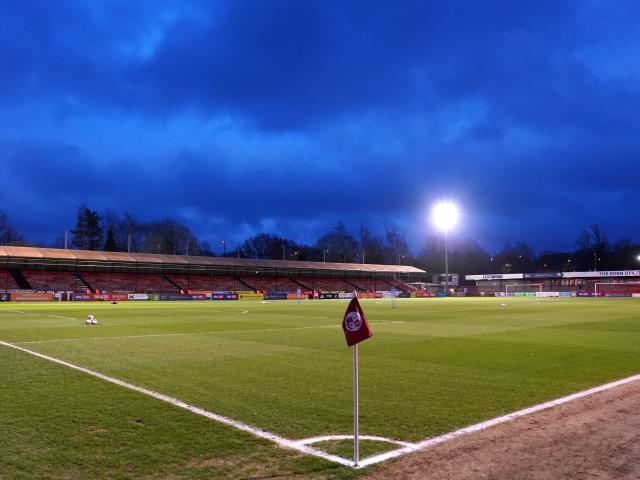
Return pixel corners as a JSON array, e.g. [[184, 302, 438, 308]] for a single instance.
[[353, 342, 359, 467], [341, 291, 372, 468]]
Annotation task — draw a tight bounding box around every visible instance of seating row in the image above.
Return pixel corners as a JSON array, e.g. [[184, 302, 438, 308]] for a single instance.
[[1, 269, 415, 294]]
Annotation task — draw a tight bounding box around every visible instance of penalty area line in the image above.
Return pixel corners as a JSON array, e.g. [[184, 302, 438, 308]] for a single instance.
[[0, 339, 354, 468]]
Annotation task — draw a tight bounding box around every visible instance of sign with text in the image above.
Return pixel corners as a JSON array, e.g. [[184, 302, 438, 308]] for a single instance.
[[11, 292, 54, 302]]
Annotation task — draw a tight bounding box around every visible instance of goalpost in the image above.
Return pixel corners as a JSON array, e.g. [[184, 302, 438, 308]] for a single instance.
[[505, 283, 543, 295], [594, 282, 640, 297]]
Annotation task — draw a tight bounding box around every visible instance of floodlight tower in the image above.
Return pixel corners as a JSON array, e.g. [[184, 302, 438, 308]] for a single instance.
[[432, 202, 459, 295]]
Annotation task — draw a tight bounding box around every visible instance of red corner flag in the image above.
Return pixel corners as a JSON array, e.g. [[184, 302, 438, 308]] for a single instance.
[[342, 296, 373, 347]]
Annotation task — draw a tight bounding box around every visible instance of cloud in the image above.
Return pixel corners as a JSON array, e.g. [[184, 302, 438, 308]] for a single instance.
[[1, 0, 640, 253]]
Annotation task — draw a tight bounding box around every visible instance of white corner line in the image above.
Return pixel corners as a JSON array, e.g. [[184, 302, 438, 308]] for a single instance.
[[296, 434, 416, 448], [0, 339, 353, 468], [355, 372, 640, 468], [3, 337, 639, 470]]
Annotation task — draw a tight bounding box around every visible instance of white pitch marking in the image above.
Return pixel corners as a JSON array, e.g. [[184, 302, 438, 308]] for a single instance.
[[14, 320, 397, 345], [296, 434, 416, 448], [4, 310, 77, 320], [8, 321, 636, 469], [0, 339, 354, 467], [355, 372, 640, 468]]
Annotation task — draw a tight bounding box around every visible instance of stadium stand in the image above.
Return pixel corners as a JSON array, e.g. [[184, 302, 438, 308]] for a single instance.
[[304, 278, 352, 292], [21, 270, 78, 291], [238, 276, 302, 293], [166, 274, 239, 291], [0, 246, 426, 296], [345, 278, 390, 292], [0, 268, 20, 291], [292, 278, 313, 291], [467, 271, 640, 297], [385, 278, 417, 292], [80, 272, 177, 293]]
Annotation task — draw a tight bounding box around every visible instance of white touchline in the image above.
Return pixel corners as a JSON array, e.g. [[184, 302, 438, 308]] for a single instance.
[[0, 339, 354, 468], [2, 337, 639, 470], [14, 320, 397, 345]]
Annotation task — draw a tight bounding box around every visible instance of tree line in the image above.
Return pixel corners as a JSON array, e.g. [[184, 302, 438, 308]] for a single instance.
[[1, 208, 639, 278]]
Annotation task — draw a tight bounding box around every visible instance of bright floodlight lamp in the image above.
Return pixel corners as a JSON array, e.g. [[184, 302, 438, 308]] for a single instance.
[[432, 202, 459, 231], [432, 202, 459, 296]]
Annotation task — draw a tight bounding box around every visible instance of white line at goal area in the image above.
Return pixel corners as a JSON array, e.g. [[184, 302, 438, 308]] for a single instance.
[[2, 337, 640, 469]]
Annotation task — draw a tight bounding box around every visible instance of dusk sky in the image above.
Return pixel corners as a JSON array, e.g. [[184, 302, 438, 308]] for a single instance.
[[2, 1, 639, 255]]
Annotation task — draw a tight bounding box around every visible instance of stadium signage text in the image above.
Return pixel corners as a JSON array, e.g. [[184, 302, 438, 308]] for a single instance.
[[10, 292, 54, 302], [319, 292, 339, 299], [466, 273, 524, 280], [468, 270, 640, 281], [523, 272, 563, 279], [264, 293, 288, 300], [75, 293, 129, 302], [128, 294, 149, 301], [158, 294, 202, 301], [237, 292, 264, 300], [211, 293, 238, 300]]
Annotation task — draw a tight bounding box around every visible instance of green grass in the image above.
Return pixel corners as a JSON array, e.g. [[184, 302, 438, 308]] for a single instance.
[[1, 297, 639, 478]]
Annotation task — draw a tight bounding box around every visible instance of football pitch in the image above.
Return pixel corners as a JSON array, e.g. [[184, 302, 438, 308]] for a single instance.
[[2, 297, 640, 479]]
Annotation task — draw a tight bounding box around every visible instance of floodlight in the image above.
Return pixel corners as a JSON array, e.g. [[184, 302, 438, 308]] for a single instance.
[[431, 201, 460, 297], [432, 202, 459, 231]]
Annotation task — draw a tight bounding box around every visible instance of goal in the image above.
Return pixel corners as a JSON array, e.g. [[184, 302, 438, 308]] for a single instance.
[[594, 282, 640, 297], [505, 283, 543, 295]]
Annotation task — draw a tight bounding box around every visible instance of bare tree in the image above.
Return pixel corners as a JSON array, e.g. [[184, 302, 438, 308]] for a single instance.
[[241, 233, 298, 260], [71, 205, 103, 250], [316, 222, 359, 263], [384, 228, 410, 264], [0, 211, 23, 245], [358, 223, 385, 264]]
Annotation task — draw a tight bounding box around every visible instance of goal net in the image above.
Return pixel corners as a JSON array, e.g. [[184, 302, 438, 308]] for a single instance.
[[594, 282, 640, 297], [505, 283, 543, 296]]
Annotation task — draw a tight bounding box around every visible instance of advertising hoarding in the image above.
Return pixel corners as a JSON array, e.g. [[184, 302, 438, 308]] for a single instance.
[[11, 292, 54, 302]]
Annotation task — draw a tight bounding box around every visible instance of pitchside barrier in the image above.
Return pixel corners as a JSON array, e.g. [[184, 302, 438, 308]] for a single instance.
[[73, 293, 130, 302], [415, 291, 436, 297], [237, 292, 264, 300], [211, 293, 238, 300], [128, 294, 150, 301], [10, 292, 54, 302]]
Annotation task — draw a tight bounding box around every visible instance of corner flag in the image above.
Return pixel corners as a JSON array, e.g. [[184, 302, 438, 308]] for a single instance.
[[342, 293, 373, 467], [342, 296, 373, 347]]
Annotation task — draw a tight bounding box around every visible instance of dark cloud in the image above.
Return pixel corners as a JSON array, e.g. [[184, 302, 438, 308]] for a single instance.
[[1, 0, 640, 253]]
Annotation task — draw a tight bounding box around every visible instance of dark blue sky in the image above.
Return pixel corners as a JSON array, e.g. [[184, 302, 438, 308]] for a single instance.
[[1, 0, 639, 255]]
